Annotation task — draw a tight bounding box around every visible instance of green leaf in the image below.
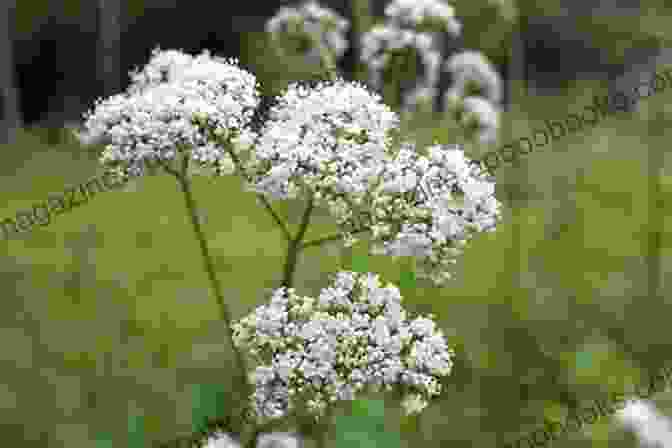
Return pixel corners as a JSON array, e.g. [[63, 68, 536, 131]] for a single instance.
[[93, 433, 115, 448], [191, 383, 227, 434], [127, 412, 146, 448]]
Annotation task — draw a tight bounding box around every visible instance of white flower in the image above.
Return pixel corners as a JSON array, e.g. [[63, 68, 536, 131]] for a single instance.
[[365, 142, 501, 285], [400, 393, 428, 415], [246, 78, 398, 223], [82, 49, 261, 180], [257, 433, 302, 448], [199, 431, 240, 448], [384, 0, 462, 36], [266, 0, 350, 60], [361, 24, 442, 100], [444, 51, 502, 104], [402, 85, 439, 115], [460, 96, 500, 144], [616, 400, 672, 448], [232, 272, 455, 422]]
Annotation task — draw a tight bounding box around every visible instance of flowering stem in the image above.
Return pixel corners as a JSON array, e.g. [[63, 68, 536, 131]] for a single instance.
[[156, 158, 180, 177], [258, 195, 294, 242], [299, 226, 371, 250], [281, 193, 315, 289], [313, 37, 337, 81], [221, 138, 293, 242], [170, 156, 252, 413], [349, 0, 373, 83]]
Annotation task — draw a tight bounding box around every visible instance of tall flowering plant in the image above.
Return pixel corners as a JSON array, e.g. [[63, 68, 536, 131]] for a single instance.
[[76, 2, 506, 447]]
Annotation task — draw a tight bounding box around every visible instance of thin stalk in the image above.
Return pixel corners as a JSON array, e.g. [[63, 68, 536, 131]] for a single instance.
[[222, 137, 293, 242], [170, 156, 251, 417], [299, 226, 371, 250], [258, 196, 294, 242], [281, 194, 315, 289], [348, 0, 372, 83]]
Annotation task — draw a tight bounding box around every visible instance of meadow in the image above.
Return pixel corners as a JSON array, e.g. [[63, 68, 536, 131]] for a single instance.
[[2, 23, 672, 448]]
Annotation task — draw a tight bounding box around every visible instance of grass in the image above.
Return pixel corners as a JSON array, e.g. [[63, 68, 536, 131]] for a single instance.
[[1, 71, 672, 447]]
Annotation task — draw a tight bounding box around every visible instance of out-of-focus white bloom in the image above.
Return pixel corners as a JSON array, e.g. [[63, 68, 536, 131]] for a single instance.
[[81, 49, 261, 179], [361, 25, 440, 88], [442, 87, 462, 115], [361, 24, 443, 110], [402, 85, 438, 115], [199, 431, 241, 448], [400, 393, 428, 415], [232, 271, 455, 422], [444, 50, 502, 104], [246, 78, 399, 224], [616, 399, 672, 448], [266, 0, 350, 61], [256, 432, 302, 448], [74, 126, 108, 147], [384, 0, 462, 36], [365, 142, 502, 285], [460, 96, 500, 144]]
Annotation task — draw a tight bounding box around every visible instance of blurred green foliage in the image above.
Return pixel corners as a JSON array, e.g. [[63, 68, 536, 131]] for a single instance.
[[4, 70, 672, 447], [4, 2, 672, 448], [191, 383, 228, 435], [333, 399, 402, 448]]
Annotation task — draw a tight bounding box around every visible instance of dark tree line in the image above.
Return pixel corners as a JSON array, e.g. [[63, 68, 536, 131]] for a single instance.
[[0, 0, 663, 142]]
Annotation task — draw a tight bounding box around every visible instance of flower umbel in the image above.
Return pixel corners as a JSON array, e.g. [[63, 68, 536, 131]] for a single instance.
[[443, 50, 502, 105], [266, 0, 350, 62], [245, 78, 399, 233], [82, 48, 260, 180], [361, 24, 442, 109], [232, 271, 455, 423], [366, 142, 502, 285], [384, 0, 462, 35], [459, 96, 500, 144]]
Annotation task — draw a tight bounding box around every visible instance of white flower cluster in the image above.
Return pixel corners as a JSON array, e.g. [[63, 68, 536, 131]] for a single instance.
[[360, 25, 442, 95], [362, 142, 502, 285], [359, 0, 462, 114], [245, 78, 399, 206], [244, 76, 501, 284], [232, 271, 455, 422], [198, 431, 241, 448], [266, 0, 350, 62], [616, 400, 672, 448], [80, 48, 261, 179], [197, 431, 300, 448], [263, 0, 503, 142], [443, 51, 502, 144], [384, 0, 462, 36]]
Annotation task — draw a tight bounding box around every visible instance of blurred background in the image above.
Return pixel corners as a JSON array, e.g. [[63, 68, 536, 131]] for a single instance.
[[1, 0, 672, 447]]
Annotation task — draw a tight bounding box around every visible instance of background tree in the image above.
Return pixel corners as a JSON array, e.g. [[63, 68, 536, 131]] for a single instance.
[[0, 0, 22, 145], [97, 0, 123, 99]]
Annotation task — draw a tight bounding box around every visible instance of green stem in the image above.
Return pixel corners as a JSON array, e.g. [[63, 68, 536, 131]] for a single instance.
[[314, 407, 333, 448], [312, 35, 337, 81], [299, 226, 370, 250], [258, 195, 294, 242], [170, 156, 252, 419], [349, 0, 373, 83], [222, 138, 293, 242], [281, 194, 315, 289]]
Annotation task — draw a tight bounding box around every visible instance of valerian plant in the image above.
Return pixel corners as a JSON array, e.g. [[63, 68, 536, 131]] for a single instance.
[[76, 1, 507, 447]]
